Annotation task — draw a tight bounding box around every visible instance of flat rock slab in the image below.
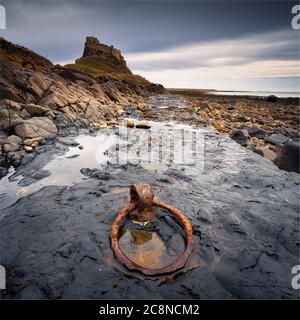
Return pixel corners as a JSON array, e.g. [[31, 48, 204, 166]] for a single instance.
[[265, 133, 289, 145], [0, 127, 299, 299]]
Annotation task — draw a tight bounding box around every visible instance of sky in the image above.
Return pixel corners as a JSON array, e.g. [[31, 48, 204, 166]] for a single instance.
[[1, 0, 299, 91]]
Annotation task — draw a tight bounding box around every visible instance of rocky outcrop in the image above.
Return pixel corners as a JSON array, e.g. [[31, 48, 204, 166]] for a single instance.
[[0, 37, 165, 176], [0, 37, 53, 72], [14, 117, 58, 139]]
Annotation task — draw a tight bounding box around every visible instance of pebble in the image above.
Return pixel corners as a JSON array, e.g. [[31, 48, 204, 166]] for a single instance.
[[24, 146, 33, 152], [125, 119, 134, 128]]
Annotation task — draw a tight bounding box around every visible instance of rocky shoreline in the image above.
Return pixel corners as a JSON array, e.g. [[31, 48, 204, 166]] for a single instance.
[[1, 37, 299, 177], [0, 38, 299, 300], [0, 98, 298, 299], [142, 93, 300, 173], [0, 37, 164, 178]]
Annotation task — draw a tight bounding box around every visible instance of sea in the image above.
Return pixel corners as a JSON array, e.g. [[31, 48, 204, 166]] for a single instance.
[[210, 91, 299, 98]]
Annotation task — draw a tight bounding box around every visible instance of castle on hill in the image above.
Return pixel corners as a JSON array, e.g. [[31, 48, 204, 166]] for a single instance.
[[82, 36, 126, 65]]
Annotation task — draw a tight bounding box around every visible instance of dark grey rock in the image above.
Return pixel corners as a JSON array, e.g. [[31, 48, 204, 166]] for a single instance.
[[15, 285, 45, 299], [265, 133, 289, 145], [230, 129, 249, 147], [80, 168, 111, 180], [275, 141, 300, 173], [266, 95, 278, 102], [223, 113, 231, 120], [247, 127, 267, 139], [0, 166, 8, 178], [57, 137, 80, 147], [18, 170, 51, 186]]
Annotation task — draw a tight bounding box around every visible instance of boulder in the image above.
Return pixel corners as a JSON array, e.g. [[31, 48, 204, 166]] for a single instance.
[[9, 114, 24, 128], [247, 127, 267, 139], [14, 117, 57, 139], [106, 119, 118, 126], [0, 99, 22, 110], [266, 95, 278, 102], [7, 135, 22, 144], [0, 107, 10, 130], [22, 104, 49, 116], [0, 130, 8, 140], [275, 141, 299, 173], [230, 130, 249, 147], [2, 135, 22, 153], [0, 105, 25, 130], [265, 133, 289, 145], [3, 142, 20, 152]]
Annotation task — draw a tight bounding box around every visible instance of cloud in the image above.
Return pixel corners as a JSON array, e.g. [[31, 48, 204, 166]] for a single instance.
[[125, 29, 300, 90], [3, 0, 297, 91], [126, 29, 298, 70]]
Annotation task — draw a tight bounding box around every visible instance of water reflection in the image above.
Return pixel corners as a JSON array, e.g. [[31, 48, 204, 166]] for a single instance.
[[118, 209, 186, 270], [119, 229, 185, 269]]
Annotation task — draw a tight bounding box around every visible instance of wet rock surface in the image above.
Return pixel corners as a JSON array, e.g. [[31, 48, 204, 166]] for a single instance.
[[143, 93, 300, 173], [0, 95, 299, 299]]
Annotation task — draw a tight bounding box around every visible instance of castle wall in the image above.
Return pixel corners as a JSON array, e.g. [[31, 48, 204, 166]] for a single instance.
[[84, 36, 123, 61]]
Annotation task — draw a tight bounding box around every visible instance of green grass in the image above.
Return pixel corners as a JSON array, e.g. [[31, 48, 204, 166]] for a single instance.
[[65, 57, 149, 84]]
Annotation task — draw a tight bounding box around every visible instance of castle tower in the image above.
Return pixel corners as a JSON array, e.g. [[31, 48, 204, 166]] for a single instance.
[[79, 36, 130, 72]]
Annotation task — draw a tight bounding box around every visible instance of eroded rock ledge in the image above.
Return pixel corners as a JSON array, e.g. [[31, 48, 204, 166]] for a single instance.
[[0, 37, 164, 176]]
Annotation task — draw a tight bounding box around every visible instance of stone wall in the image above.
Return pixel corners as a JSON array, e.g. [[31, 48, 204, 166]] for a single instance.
[[83, 36, 123, 62]]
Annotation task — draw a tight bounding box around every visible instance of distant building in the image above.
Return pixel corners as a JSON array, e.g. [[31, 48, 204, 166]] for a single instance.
[[82, 36, 125, 64]]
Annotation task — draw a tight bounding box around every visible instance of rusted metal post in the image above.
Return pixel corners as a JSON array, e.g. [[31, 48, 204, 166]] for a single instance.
[[130, 183, 156, 223]]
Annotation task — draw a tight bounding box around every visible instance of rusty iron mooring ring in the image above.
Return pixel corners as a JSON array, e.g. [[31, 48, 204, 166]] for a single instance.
[[110, 183, 193, 276]]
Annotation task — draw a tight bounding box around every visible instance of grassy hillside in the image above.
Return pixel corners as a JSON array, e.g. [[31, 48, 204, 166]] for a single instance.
[[65, 57, 149, 84]]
